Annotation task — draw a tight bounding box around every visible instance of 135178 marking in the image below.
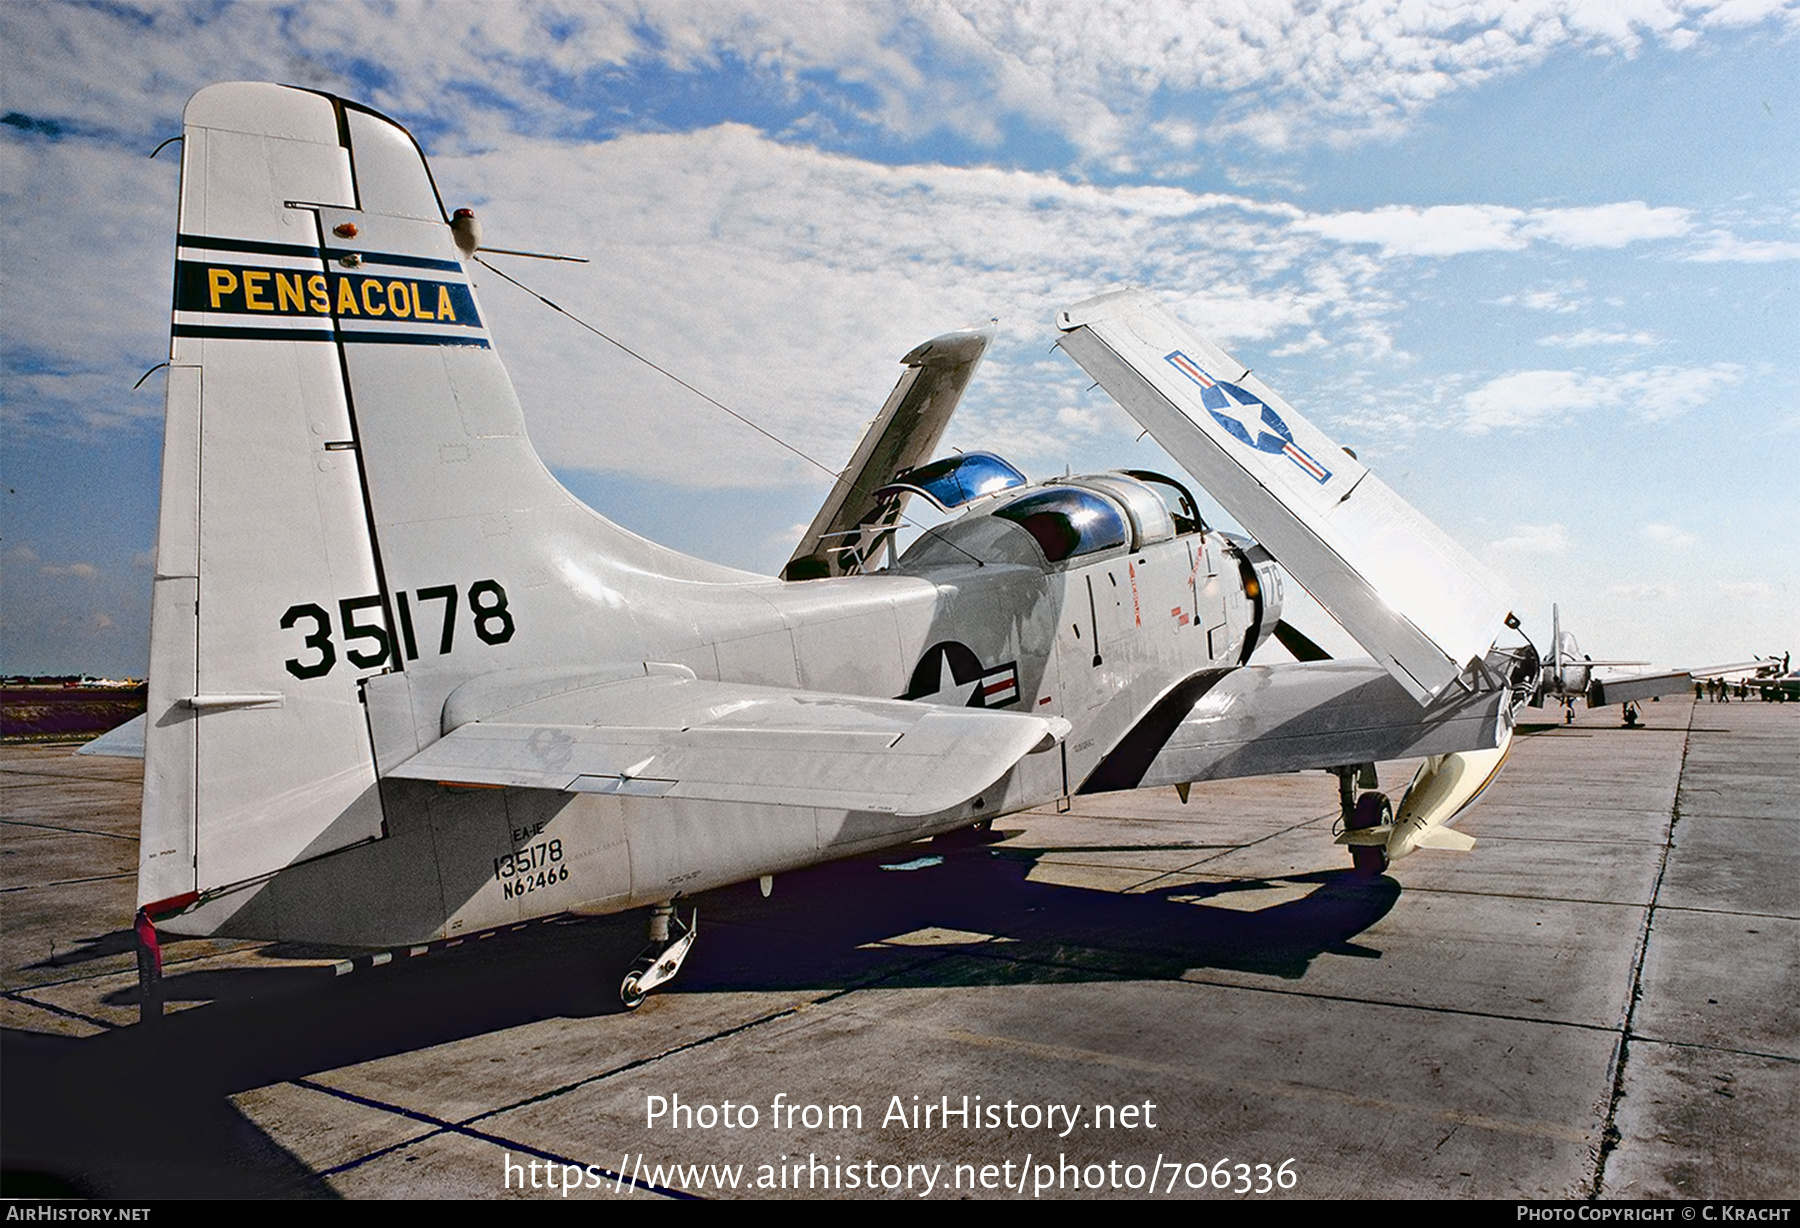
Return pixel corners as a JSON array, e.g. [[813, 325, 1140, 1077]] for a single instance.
[[495, 838, 566, 900], [280, 578, 514, 678]]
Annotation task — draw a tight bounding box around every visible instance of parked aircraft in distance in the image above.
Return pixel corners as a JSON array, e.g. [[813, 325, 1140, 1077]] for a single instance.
[[126, 83, 1543, 1012], [1533, 604, 1768, 725]]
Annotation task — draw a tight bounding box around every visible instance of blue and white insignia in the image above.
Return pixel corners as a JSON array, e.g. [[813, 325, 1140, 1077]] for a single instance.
[[1163, 351, 1331, 484], [902, 642, 1020, 709]]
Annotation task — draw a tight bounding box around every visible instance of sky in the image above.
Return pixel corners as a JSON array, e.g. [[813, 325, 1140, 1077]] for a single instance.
[[3, 0, 1797, 679]]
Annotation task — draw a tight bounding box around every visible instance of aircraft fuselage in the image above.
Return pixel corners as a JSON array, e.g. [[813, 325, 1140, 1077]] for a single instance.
[[171, 507, 1258, 947]]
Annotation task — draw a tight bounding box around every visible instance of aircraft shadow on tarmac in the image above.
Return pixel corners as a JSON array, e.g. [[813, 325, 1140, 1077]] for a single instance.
[[684, 836, 1399, 993], [2, 839, 1396, 1198]]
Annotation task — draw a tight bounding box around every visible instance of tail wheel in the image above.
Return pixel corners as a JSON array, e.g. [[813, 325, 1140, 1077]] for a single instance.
[[620, 972, 647, 1011], [1348, 791, 1391, 878]]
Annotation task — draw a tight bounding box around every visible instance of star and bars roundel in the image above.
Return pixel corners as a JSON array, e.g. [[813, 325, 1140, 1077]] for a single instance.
[[1163, 351, 1332, 484], [901, 642, 1020, 709]]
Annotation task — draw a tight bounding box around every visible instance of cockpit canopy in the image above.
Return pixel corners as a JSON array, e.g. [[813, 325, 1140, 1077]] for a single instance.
[[993, 487, 1129, 562], [892, 456, 1207, 573], [876, 450, 1028, 511]]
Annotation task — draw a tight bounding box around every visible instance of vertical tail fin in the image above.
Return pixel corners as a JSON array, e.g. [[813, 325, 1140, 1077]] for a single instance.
[[143, 84, 776, 931], [145, 84, 388, 918], [144, 83, 778, 929]]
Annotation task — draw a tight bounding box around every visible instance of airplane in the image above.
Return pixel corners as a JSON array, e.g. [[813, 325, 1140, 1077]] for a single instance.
[[1749, 660, 1799, 701], [121, 82, 1543, 1017], [1532, 603, 1686, 726], [1531, 604, 1770, 725]]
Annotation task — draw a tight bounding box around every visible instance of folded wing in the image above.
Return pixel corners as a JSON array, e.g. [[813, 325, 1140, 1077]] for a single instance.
[[784, 325, 993, 579], [1057, 289, 1512, 705]]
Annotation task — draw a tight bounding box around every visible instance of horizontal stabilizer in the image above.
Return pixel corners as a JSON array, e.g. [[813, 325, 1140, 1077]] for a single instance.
[[77, 714, 147, 759], [391, 671, 1065, 817], [1057, 289, 1512, 704]]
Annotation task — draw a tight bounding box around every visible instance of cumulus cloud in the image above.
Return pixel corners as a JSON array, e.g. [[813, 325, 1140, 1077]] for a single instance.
[[1642, 523, 1697, 547], [1489, 523, 1571, 554], [1300, 201, 1691, 257], [1461, 364, 1740, 432], [447, 126, 1386, 483], [1685, 232, 1800, 262], [1297, 205, 1527, 256], [1501, 283, 1590, 314], [942, 0, 1800, 157], [7, 0, 1798, 167], [1518, 202, 1692, 248], [1537, 329, 1657, 348]]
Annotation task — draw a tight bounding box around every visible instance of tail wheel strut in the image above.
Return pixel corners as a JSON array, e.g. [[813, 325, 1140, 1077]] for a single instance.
[[620, 902, 697, 1010]]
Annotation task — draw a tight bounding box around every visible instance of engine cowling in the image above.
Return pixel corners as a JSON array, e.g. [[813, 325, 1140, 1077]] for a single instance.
[[1222, 534, 1284, 663]]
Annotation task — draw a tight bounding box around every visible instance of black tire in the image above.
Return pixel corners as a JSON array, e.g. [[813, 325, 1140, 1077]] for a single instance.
[[1348, 791, 1391, 878]]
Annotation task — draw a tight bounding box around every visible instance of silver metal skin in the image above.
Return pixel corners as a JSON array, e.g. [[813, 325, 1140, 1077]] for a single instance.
[[136, 84, 1531, 995]]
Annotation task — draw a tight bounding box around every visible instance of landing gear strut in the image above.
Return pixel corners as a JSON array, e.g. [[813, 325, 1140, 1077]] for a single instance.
[[1334, 764, 1390, 878], [620, 902, 696, 1010]]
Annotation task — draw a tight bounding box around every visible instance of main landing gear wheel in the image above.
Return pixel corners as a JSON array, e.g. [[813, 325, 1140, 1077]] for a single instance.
[[1348, 791, 1391, 878], [619, 902, 697, 1011]]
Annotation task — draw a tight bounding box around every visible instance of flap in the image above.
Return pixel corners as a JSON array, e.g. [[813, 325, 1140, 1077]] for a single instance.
[[784, 324, 994, 579], [1056, 289, 1512, 704], [389, 672, 1067, 817]]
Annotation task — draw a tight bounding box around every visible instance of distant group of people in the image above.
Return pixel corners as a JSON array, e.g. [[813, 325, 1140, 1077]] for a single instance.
[[1697, 677, 1789, 702]]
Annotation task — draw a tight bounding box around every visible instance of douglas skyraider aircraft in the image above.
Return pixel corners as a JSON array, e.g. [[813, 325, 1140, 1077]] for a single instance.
[[127, 83, 1541, 1011]]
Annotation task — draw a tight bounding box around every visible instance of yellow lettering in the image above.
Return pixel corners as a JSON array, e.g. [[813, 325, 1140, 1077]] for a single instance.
[[360, 278, 385, 317], [387, 280, 411, 318], [241, 269, 272, 311], [308, 274, 329, 314], [436, 285, 455, 321], [207, 267, 238, 309], [275, 272, 306, 313], [336, 276, 359, 315]]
